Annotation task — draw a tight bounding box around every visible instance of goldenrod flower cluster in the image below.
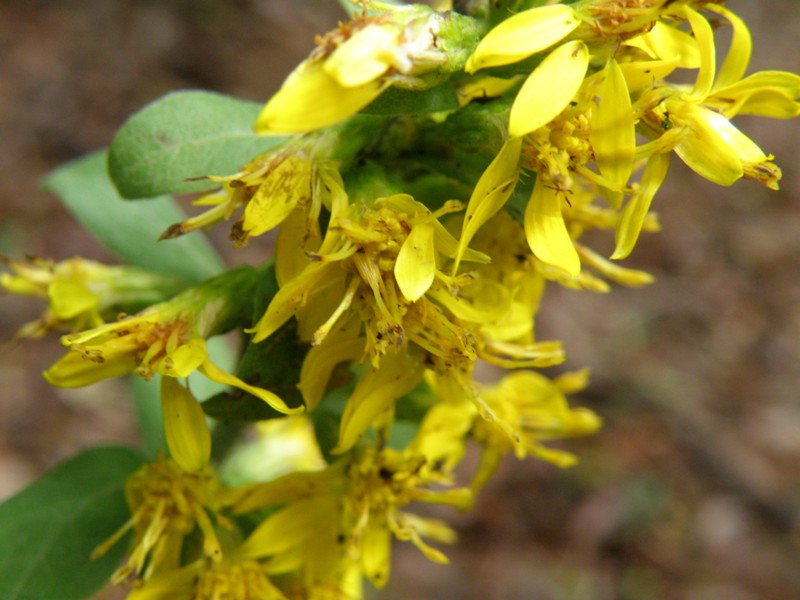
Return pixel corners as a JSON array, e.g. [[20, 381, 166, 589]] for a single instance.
[[3, 1, 797, 598]]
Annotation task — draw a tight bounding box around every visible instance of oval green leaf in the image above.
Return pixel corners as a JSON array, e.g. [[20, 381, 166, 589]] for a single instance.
[[0, 446, 145, 600], [108, 90, 286, 198]]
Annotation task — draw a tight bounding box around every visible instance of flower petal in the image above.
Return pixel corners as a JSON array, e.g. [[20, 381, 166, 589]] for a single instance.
[[161, 377, 210, 473], [242, 155, 312, 237], [325, 24, 397, 87], [248, 261, 340, 343], [613, 152, 670, 260], [453, 137, 522, 272], [48, 279, 98, 320], [162, 338, 207, 378], [199, 359, 303, 415], [625, 22, 700, 68], [360, 521, 392, 588], [524, 177, 580, 277], [671, 104, 744, 186], [334, 350, 425, 454], [708, 71, 800, 119], [465, 4, 579, 73], [678, 5, 716, 99], [239, 500, 320, 559], [618, 57, 679, 92], [255, 61, 385, 134], [395, 221, 436, 302], [708, 4, 751, 91], [299, 325, 363, 411], [591, 59, 636, 192], [509, 40, 589, 138]]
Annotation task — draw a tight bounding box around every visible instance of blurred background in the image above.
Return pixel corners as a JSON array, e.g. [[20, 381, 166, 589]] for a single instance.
[[1, 1, 799, 599]]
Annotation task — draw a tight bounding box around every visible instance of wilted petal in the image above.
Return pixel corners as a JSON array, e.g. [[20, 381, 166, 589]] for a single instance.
[[325, 24, 397, 87], [465, 4, 579, 73], [242, 155, 312, 237], [524, 177, 580, 277], [509, 40, 589, 138]]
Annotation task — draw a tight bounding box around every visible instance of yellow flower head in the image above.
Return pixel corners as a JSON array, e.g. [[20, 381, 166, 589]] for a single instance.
[[256, 3, 472, 134], [250, 191, 488, 364], [0, 256, 180, 338], [92, 455, 226, 585], [459, 0, 798, 271], [342, 446, 470, 588], [161, 144, 341, 250], [475, 369, 601, 465], [43, 270, 300, 415], [631, 4, 796, 190], [90, 382, 215, 585]]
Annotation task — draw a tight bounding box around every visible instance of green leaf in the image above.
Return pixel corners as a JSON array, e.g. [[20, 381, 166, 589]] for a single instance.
[[108, 90, 286, 198], [0, 446, 145, 600], [42, 150, 225, 283]]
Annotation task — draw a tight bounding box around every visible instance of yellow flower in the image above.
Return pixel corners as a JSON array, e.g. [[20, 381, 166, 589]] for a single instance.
[[43, 269, 299, 415], [476, 369, 601, 463], [92, 455, 227, 585], [250, 191, 486, 363], [0, 256, 181, 338], [226, 428, 472, 592], [256, 5, 455, 134], [94, 381, 218, 585], [633, 4, 797, 190], [422, 368, 601, 498], [161, 146, 339, 250], [251, 185, 527, 451], [342, 446, 470, 588]]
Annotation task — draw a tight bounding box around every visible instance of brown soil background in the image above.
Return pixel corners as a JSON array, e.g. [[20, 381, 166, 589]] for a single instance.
[[1, 2, 799, 599]]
